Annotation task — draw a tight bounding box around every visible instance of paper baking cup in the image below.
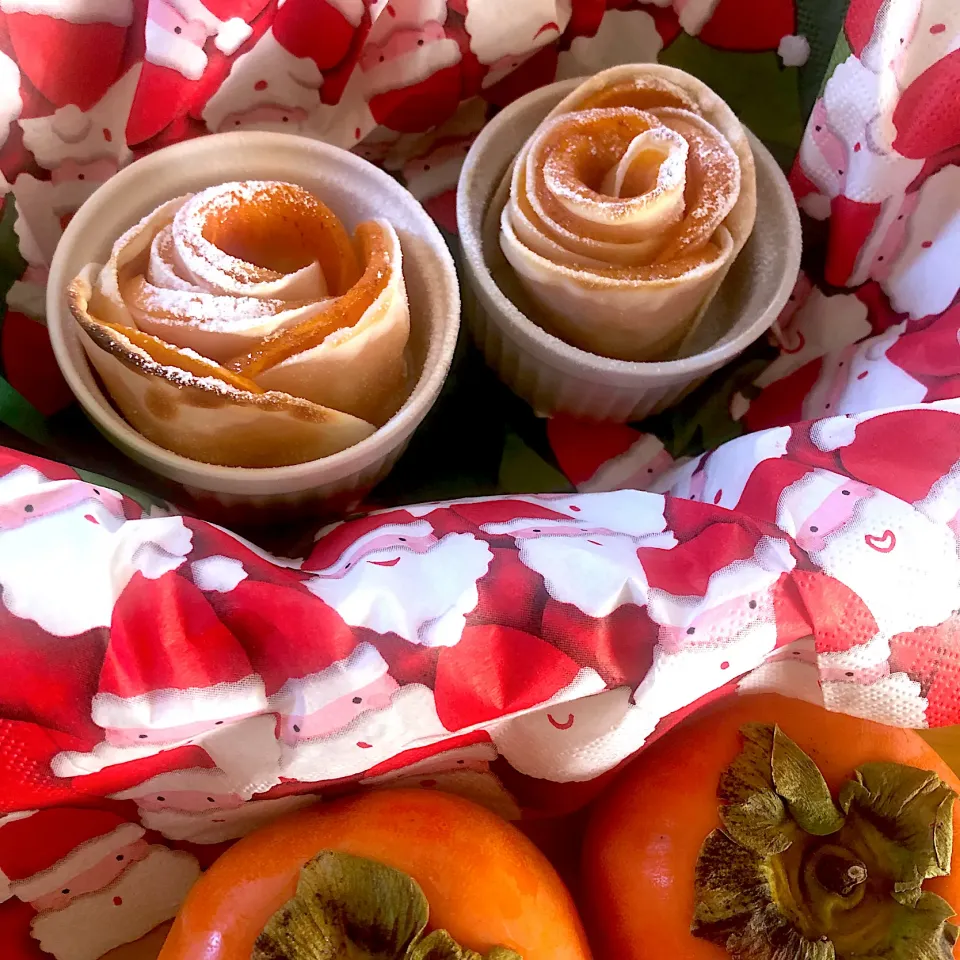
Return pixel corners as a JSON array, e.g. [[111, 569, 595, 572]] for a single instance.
[[457, 77, 801, 421], [48, 131, 459, 523]]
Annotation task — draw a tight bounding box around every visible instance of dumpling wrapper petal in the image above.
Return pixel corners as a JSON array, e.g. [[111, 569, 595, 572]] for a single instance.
[[548, 64, 757, 256], [500, 210, 734, 360], [251, 220, 411, 426], [96, 197, 334, 362], [69, 265, 376, 468], [171, 181, 357, 299], [498, 65, 757, 362]]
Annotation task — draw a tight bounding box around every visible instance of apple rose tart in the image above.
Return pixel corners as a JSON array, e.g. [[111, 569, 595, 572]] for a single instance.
[[499, 65, 757, 362], [68, 181, 411, 467]]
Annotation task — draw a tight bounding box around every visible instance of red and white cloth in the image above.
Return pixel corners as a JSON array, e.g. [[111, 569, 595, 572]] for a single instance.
[[3, 402, 960, 815], [0, 1, 958, 957]]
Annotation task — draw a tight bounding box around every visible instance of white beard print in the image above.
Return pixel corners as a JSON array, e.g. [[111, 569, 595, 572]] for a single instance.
[[811, 491, 960, 637], [516, 531, 672, 618], [305, 533, 493, 647], [633, 620, 779, 730], [822, 672, 928, 728], [280, 683, 450, 783], [0, 504, 191, 636], [139, 793, 319, 844], [490, 685, 650, 782], [29, 848, 200, 960]]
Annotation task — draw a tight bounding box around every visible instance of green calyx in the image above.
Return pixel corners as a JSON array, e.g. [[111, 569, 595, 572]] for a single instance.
[[692, 723, 959, 960], [252, 850, 522, 960]]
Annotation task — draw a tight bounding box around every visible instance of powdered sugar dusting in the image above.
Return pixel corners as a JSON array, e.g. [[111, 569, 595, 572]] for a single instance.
[[130, 280, 292, 329], [499, 66, 757, 362], [72, 178, 414, 465]]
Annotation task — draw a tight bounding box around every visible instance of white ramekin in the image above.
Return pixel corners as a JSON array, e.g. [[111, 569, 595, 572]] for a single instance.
[[47, 131, 459, 524], [457, 77, 801, 422]]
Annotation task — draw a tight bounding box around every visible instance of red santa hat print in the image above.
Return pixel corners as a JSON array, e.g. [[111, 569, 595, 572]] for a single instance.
[[547, 418, 675, 493], [83, 573, 266, 754], [827, 408, 960, 506], [0, 0, 133, 110], [272, 0, 366, 74], [0, 806, 201, 960], [200, 21, 324, 133], [358, 3, 462, 132], [0, 808, 143, 903], [147, 0, 252, 79], [433, 623, 605, 731], [266, 640, 391, 729], [126, 0, 263, 144], [304, 509, 431, 572]]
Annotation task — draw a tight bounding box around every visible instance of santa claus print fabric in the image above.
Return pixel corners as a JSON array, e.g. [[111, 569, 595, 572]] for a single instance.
[[7, 400, 960, 955], [0, 2, 959, 957]]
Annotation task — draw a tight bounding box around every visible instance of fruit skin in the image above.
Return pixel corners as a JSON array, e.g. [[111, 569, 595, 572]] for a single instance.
[[159, 788, 592, 960], [581, 693, 960, 960]]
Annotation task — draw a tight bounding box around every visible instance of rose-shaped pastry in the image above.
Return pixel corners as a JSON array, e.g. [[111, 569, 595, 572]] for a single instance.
[[68, 181, 411, 467], [499, 65, 757, 362]]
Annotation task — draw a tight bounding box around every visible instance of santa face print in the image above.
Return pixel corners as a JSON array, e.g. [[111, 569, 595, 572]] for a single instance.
[[361, 741, 497, 783], [16, 66, 141, 242], [490, 685, 640, 782], [633, 616, 779, 730], [219, 104, 311, 133], [27, 839, 150, 913], [558, 8, 666, 82], [359, 21, 461, 98], [103, 707, 262, 748], [279, 672, 400, 744], [131, 789, 244, 815], [884, 165, 960, 320], [808, 489, 960, 637], [738, 636, 824, 706], [759, 290, 872, 391], [792, 480, 876, 552], [0, 479, 124, 532], [145, 0, 212, 80], [0, 478, 190, 637], [801, 329, 928, 420], [136, 793, 319, 845], [798, 97, 847, 204], [306, 530, 492, 648], [279, 683, 450, 783], [202, 29, 324, 134], [457, 0, 572, 65], [30, 847, 200, 960], [654, 588, 776, 654]]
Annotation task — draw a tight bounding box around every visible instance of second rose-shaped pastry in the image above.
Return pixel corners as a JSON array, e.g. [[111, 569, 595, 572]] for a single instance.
[[68, 181, 411, 467], [499, 65, 757, 363]]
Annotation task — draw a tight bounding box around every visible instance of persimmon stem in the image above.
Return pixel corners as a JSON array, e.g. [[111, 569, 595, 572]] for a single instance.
[[813, 850, 868, 897]]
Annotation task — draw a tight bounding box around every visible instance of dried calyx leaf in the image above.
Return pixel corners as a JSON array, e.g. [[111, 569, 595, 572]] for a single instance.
[[409, 930, 522, 960], [253, 851, 521, 960], [692, 724, 959, 960]]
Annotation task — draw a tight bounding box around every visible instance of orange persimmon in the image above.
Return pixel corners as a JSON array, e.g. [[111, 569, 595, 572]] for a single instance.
[[583, 693, 960, 960], [159, 788, 592, 960]]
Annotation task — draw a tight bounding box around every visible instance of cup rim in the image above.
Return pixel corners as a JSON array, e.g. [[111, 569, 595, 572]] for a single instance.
[[47, 130, 460, 491], [456, 76, 801, 385]]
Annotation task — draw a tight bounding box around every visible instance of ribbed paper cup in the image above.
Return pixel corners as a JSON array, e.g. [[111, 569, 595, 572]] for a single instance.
[[457, 77, 801, 422], [47, 131, 459, 524]]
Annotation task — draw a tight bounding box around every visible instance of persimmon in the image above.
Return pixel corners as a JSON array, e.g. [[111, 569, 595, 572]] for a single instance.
[[159, 788, 591, 960], [582, 693, 960, 960]]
